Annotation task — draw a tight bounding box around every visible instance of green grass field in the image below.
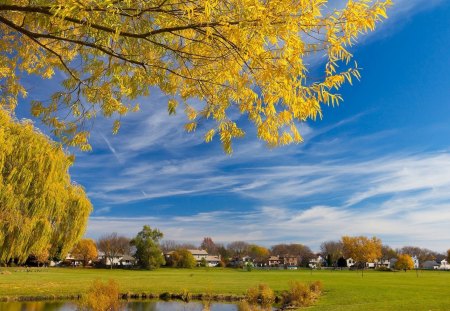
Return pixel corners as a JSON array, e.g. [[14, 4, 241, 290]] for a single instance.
[[1, 267, 450, 310]]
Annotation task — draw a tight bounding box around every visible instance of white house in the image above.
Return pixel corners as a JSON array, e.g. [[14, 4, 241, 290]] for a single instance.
[[412, 256, 419, 269], [309, 255, 325, 268], [346, 258, 355, 267], [98, 252, 136, 267], [204, 255, 221, 267], [187, 249, 220, 267], [188, 249, 208, 261], [63, 253, 83, 266], [437, 259, 450, 270]]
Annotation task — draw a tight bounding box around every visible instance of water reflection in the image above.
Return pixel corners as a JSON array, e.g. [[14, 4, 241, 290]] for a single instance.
[[0, 301, 74, 311], [127, 301, 237, 311], [0, 301, 239, 311]]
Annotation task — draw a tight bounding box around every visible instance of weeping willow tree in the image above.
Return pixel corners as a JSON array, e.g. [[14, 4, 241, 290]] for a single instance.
[[0, 0, 392, 153], [0, 109, 92, 264]]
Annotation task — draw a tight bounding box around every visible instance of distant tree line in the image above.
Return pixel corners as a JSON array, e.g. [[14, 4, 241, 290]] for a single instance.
[[8, 227, 450, 271]]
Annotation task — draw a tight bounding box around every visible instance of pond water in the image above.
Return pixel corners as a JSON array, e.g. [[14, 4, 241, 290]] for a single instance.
[[0, 301, 240, 311]]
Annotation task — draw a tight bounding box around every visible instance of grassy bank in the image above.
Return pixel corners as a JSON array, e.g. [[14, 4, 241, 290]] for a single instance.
[[1, 268, 450, 310]]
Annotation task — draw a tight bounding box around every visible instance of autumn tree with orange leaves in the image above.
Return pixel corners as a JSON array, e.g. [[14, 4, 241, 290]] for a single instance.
[[71, 238, 98, 266], [342, 236, 382, 272]]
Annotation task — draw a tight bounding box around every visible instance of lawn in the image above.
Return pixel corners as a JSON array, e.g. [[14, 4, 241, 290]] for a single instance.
[[1, 267, 450, 310]]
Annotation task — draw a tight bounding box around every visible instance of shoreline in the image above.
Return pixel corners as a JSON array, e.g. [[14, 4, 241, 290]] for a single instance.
[[0, 293, 249, 303]]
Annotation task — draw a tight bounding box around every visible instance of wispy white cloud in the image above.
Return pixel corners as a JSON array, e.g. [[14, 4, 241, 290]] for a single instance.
[[81, 141, 450, 253], [100, 133, 123, 164], [94, 206, 112, 215], [71, 0, 450, 254], [87, 193, 450, 252]]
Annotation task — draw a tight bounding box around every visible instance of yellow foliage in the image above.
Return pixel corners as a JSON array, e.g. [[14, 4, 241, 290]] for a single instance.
[[71, 239, 98, 266], [395, 254, 414, 271], [78, 279, 121, 311], [0, 0, 391, 153], [341, 235, 382, 266], [0, 109, 92, 264]]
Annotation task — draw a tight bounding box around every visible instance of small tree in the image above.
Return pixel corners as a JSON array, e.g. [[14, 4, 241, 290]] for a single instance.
[[381, 245, 397, 261], [217, 244, 229, 264], [320, 241, 343, 267], [200, 257, 208, 267], [170, 249, 197, 268], [337, 257, 347, 268], [248, 245, 270, 264], [342, 236, 382, 275], [71, 239, 98, 266], [395, 254, 414, 271], [34, 246, 50, 267], [98, 233, 130, 269], [447, 249, 450, 262], [78, 279, 121, 311], [201, 237, 218, 255], [130, 225, 165, 270], [227, 241, 250, 258]]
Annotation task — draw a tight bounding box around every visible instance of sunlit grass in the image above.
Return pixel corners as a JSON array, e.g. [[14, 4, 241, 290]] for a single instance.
[[1, 267, 450, 310]]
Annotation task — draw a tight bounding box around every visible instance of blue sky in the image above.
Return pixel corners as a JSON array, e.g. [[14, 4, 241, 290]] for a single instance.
[[16, 0, 450, 252]]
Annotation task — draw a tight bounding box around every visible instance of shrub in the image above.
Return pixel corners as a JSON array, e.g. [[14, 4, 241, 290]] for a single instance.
[[245, 286, 259, 304], [238, 301, 252, 311], [159, 292, 172, 301], [77, 279, 121, 311], [258, 284, 275, 306], [309, 281, 323, 294], [181, 289, 192, 302], [245, 284, 274, 306], [282, 280, 323, 308], [376, 266, 392, 272], [284, 281, 311, 307], [202, 301, 211, 311]]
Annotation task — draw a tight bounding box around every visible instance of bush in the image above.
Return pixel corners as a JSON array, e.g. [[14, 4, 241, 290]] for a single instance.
[[202, 301, 211, 311], [181, 289, 192, 302], [258, 284, 275, 306], [159, 292, 172, 301], [376, 266, 392, 272], [245, 286, 259, 304], [282, 280, 323, 308], [245, 284, 274, 306], [309, 280, 323, 294], [77, 279, 121, 311], [238, 301, 252, 311]]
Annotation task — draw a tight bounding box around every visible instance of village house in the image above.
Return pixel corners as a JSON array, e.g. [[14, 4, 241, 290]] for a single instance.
[[346, 258, 355, 267], [422, 260, 440, 269], [280, 255, 298, 267], [188, 249, 208, 261], [265, 255, 298, 268], [228, 255, 253, 268], [63, 253, 83, 266], [204, 255, 221, 267], [164, 249, 220, 267], [187, 249, 221, 267], [437, 259, 450, 270], [97, 252, 136, 267], [309, 255, 325, 268], [267, 256, 281, 267]]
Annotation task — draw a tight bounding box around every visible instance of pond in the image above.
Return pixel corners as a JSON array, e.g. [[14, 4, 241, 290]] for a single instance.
[[0, 301, 241, 311]]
